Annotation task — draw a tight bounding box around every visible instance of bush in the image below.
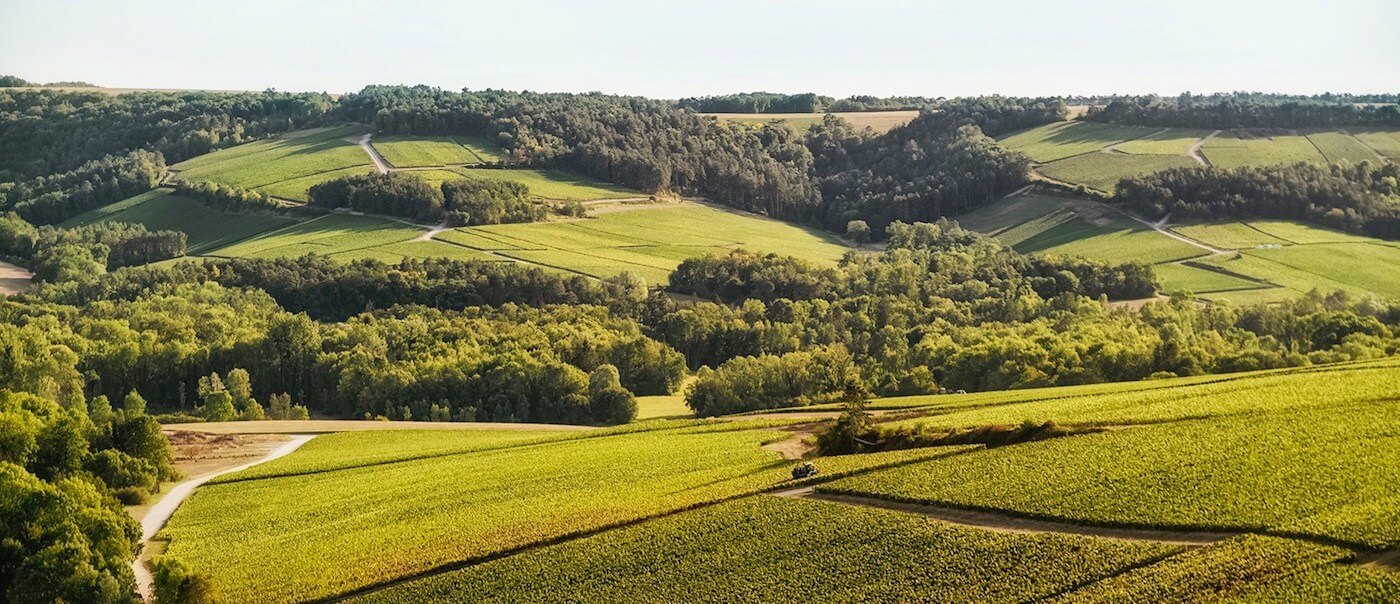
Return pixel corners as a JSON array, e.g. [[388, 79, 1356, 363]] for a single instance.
[[152, 556, 220, 604]]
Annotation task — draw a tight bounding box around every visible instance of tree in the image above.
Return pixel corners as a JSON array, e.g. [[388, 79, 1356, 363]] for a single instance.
[[200, 376, 236, 423], [845, 220, 871, 244], [267, 393, 293, 420], [587, 365, 637, 425], [151, 556, 220, 604], [815, 382, 875, 455], [225, 369, 252, 413], [122, 390, 147, 417]]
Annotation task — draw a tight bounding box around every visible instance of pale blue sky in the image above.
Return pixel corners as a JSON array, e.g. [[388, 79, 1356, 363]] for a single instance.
[[2, 0, 1396, 97]]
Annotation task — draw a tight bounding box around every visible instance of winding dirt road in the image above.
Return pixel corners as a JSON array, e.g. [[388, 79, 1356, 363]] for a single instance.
[[132, 435, 316, 601], [1187, 130, 1221, 166]]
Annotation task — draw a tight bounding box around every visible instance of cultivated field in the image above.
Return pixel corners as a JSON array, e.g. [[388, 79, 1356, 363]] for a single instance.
[[1200, 131, 1327, 169], [957, 192, 1400, 303], [438, 202, 852, 284], [1037, 152, 1196, 193], [369, 135, 499, 167], [995, 121, 1159, 163], [61, 188, 300, 253], [171, 125, 374, 201], [450, 167, 639, 201]]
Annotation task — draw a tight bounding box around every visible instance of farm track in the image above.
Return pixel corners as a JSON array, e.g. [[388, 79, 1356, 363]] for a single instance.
[[1187, 130, 1221, 166], [771, 487, 1236, 546], [133, 435, 315, 601], [358, 133, 393, 173]]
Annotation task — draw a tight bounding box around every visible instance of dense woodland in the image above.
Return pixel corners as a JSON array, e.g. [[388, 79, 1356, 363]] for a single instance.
[[307, 171, 547, 225], [1083, 94, 1400, 128], [1114, 162, 1400, 238], [675, 92, 937, 113]]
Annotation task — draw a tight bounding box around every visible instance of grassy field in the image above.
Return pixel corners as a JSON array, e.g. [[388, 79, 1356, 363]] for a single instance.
[[1151, 261, 1268, 294], [354, 496, 1177, 604], [701, 110, 918, 133], [1112, 128, 1213, 155], [1201, 131, 1327, 168], [1038, 152, 1196, 192], [995, 121, 1158, 163], [1246, 242, 1400, 298], [1306, 130, 1383, 164], [59, 188, 300, 254], [1352, 129, 1400, 158], [207, 213, 424, 260], [370, 135, 492, 167], [1172, 222, 1292, 249], [825, 363, 1400, 549], [171, 125, 373, 201], [159, 424, 966, 602], [436, 202, 852, 284]]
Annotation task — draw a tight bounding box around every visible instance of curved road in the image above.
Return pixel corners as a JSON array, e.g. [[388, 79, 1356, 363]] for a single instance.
[[133, 435, 316, 601], [358, 133, 393, 173]]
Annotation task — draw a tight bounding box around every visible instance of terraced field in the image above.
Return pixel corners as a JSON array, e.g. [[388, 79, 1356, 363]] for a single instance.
[[170, 125, 374, 201], [60, 188, 299, 254]]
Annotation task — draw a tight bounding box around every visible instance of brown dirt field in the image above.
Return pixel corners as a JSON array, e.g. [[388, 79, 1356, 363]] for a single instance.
[[162, 419, 596, 434], [126, 432, 289, 520], [0, 261, 34, 296]]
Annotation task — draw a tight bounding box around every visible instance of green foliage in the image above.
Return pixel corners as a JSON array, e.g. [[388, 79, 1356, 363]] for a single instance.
[[440, 174, 543, 225], [122, 390, 146, 416], [151, 556, 220, 604], [996, 121, 1158, 163], [1, 149, 167, 224], [173, 125, 371, 202], [686, 346, 855, 416], [353, 496, 1173, 604], [308, 172, 444, 222], [370, 135, 487, 167], [60, 188, 298, 255]]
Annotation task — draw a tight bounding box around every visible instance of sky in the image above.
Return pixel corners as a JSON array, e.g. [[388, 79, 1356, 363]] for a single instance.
[[2, 0, 1396, 98]]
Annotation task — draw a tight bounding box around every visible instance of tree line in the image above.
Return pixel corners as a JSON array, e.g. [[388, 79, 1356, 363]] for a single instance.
[[306, 172, 548, 225], [1114, 161, 1400, 238], [676, 92, 938, 113], [0, 212, 186, 280], [1083, 94, 1400, 128]]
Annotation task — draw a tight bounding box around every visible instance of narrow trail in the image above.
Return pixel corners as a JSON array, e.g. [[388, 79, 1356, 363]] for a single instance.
[[357, 133, 392, 173], [133, 435, 316, 601], [771, 487, 1236, 547], [1117, 209, 1230, 256], [1187, 130, 1221, 166]]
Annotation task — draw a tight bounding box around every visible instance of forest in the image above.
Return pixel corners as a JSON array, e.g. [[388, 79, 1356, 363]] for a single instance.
[[675, 91, 936, 113], [1083, 94, 1400, 128], [1114, 161, 1400, 238], [307, 172, 547, 225]]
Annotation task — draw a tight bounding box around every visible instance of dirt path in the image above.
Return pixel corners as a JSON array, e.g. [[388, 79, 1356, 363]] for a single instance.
[[1119, 210, 1230, 256], [132, 434, 316, 600], [1187, 130, 1221, 166], [415, 221, 449, 242], [773, 487, 1235, 547], [358, 133, 393, 173], [0, 260, 34, 296]]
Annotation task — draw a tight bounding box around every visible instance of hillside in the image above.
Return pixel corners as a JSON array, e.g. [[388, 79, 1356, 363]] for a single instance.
[[959, 190, 1400, 303], [997, 121, 1399, 194], [152, 358, 1400, 603]]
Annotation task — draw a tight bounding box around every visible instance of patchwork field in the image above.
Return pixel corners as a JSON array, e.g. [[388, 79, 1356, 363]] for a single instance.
[[1002, 123, 1399, 193], [60, 188, 300, 254], [206, 213, 426, 260], [171, 125, 374, 201], [450, 167, 639, 201], [958, 192, 1400, 302]]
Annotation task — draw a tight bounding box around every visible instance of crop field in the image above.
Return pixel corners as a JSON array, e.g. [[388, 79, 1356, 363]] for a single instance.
[[825, 400, 1400, 549], [436, 202, 851, 284], [170, 125, 373, 200], [1306, 130, 1383, 164], [1244, 219, 1382, 245], [159, 425, 968, 602], [1049, 535, 1352, 603], [1200, 130, 1327, 169], [1150, 261, 1267, 294], [1037, 152, 1195, 192], [877, 358, 1399, 430], [1352, 129, 1400, 158], [995, 121, 1158, 163], [206, 213, 424, 260], [1171, 222, 1292, 249], [1246, 242, 1400, 298], [449, 167, 639, 201], [702, 110, 919, 133], [1111, 128, 1214, 155], [370, 135, 488, 167], [1230, 561, 1400, 602], [59, 188, 300, 254], [353, 496, 1177, 604], [1016, 218, 1207, 265]]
